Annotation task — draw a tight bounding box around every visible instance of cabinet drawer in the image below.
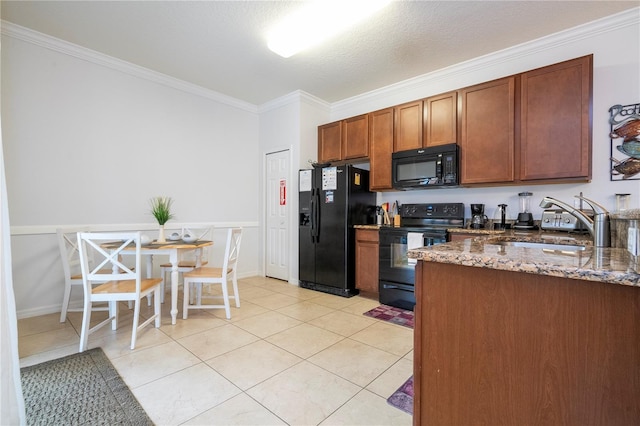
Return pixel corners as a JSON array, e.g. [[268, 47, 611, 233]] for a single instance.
[[356, 229, 379, 243]]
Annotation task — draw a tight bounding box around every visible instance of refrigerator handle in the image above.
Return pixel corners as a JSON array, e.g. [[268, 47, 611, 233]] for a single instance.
[[312, 189, 321, 241], [310, 189, 317, 241]]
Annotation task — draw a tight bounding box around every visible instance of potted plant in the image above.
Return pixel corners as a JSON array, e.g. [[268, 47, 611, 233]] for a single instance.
[[149, 196, 174, 242]]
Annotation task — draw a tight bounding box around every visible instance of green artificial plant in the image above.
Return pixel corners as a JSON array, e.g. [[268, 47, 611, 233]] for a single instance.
[[149, 196, 174, 225]]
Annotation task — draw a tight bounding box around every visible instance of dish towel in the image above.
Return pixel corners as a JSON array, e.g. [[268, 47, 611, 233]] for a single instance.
[[407, 232, 424, 265]]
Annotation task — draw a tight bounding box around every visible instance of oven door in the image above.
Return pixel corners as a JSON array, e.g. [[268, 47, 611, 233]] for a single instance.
[[378, 228, 447, 310], [378, 228, 447, 284]]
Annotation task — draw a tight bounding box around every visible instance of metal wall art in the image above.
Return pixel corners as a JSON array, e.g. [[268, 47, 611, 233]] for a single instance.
[[610, 103, 640, 181]]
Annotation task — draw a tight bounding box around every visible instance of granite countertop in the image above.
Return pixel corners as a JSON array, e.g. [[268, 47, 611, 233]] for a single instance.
[[408, 231, 640, 287], [353, 224, 382, 230], [448, 228, 508, 235]]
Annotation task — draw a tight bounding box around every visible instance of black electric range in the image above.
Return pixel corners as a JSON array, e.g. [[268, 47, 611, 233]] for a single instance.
[[378, 203, 464, 310]]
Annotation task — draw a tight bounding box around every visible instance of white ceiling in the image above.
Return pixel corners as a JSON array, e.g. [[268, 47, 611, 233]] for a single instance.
[[2, 1, 638, 105]]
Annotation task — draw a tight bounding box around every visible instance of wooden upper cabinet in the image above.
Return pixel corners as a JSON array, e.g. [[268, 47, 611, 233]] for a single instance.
[[369, 108, 395, 191], [460, 76, 516, 184], [318, 121, 342, 163], [317, 55, 592, 186], [519, 55, 592, 181], [342, 114, 369, 160], [394, 100, 423, 152], [424, 91, 458, 148]]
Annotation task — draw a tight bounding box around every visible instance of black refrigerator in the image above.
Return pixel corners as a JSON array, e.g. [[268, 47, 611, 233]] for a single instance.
[[299, 165, 376, 297]]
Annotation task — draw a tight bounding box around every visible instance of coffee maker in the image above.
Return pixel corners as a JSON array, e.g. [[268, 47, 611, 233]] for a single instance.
[[470, 204, 488, 229]]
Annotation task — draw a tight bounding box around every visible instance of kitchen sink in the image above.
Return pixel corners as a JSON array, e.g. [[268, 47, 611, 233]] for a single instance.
[[492, 241, 587, 251]]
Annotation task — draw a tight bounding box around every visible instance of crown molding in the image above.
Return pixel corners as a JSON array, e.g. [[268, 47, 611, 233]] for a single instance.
[[2, 7, 637, 116], [0, 20, 259, 114], [258, 90, 330, 113], [332, 7, 640, 116]]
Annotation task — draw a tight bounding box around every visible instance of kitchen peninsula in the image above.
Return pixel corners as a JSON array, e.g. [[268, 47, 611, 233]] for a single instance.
[[409, 234, 640, 425]]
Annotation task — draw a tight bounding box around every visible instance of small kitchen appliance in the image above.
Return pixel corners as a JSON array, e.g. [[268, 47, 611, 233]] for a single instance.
[[493, 204, 509, 230], [470, 204, 488, 229], [514, 191, 536, 229], [540, 209, 592, 232], [391, 144, 459, 190]]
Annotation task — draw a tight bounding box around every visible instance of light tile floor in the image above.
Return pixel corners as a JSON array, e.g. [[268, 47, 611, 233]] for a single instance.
[[18, 276, 413, 426]]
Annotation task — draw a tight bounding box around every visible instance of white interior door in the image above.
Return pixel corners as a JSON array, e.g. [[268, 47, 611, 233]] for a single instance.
[[265, 150, 290, 281]]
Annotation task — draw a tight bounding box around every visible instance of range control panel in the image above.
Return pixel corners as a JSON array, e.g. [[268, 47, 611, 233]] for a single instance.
[[400, 203, 464, 220]]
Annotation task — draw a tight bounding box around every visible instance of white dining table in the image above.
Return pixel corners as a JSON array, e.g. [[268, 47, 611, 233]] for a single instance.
[[104, 239, 213, 324]]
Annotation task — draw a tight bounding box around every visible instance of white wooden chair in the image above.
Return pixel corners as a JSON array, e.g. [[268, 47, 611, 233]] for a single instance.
[[182, 227, 242, 319], [159, 225, 212, 303], [77, 232, 162, 351], [57, 228, 109, 323]]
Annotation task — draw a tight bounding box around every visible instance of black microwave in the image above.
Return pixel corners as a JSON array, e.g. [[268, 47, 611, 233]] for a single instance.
[[392, 143, 459, 190]]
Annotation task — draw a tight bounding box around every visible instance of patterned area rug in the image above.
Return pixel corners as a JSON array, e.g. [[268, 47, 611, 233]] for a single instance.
[[20, 347, 152, 425], [363, 305, 415, 415], [363, 304, 414, 329], [387, 375, 414, 414]]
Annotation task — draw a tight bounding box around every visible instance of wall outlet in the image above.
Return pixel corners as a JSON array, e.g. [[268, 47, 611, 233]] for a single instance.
[[628, 227, 638, 256]]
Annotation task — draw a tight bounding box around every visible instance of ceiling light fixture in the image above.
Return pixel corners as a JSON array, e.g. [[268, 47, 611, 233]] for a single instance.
[[267, 0, 392, 58]]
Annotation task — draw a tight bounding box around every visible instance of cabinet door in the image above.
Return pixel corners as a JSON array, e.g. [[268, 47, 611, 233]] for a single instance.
[[460, 77, 516, 184], [342, 114, 369, 160], [519, 55, 592, 181], [318, 121, 342, 163], [369, 108, 394, 191], [355, 229, 379, 295], [424, 91, 458, 147], [394, 100, 423, 152]]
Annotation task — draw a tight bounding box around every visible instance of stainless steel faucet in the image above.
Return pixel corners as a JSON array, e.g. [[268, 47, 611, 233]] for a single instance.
[[539, 195, 610, 247]]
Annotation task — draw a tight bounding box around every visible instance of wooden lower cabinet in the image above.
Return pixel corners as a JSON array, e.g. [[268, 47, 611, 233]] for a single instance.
[[414, 261, 640, 425], [355, 229, 379, 297]]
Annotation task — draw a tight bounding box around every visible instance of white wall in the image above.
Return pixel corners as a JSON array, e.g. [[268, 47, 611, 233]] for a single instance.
[[258, 91, 329, 284], [3, 8, 639, 317], [2, 29, 261, 318], [327, 9, 640, 221]]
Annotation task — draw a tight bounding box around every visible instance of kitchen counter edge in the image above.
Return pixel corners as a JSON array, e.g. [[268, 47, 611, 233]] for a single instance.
[[353, 225, 382, 230], [408, 234, 640, 287]]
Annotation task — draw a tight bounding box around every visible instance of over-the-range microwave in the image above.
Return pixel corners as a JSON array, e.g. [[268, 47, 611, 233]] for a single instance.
[[392, 143, 459, 190]]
